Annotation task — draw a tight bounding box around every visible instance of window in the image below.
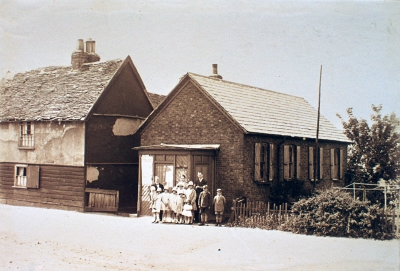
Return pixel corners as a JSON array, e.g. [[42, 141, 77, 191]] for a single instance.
[[19, 122, 34, 148], [330, 148, 343, 180], [283, 145, 301, 180], [309, 146, 324, 181], [14, 165, 39, 188], [254, 143, 275, 182]]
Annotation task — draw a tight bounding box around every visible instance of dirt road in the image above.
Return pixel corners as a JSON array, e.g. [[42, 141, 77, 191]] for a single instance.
[[0, 204, 398, 270]]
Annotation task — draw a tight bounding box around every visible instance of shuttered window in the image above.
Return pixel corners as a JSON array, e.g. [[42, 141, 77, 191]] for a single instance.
[[296, 146, 301, 179], [330, 148, 342, 180], [309, 147, 314, 180], [319, 147, 324, 180], [309, 146, 324, 181], [14, 165, 39, 188], [284, 145, 300, 180], [254, 143, 275, 182]]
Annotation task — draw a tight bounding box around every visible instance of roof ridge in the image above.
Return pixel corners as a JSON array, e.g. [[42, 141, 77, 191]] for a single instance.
[[7, 58, 124, 78], [188, 72, 305, 100]]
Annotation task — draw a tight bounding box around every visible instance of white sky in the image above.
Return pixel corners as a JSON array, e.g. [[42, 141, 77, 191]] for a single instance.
[[1, 0, 399, 129]]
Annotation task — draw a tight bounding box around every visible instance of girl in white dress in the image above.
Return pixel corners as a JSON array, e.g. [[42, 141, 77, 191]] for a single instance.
[[169, 187, 178, 223]]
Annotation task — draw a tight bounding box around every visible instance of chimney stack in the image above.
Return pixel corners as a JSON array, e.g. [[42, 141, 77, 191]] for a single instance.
[[209, 64, 222, 79], [71, 38, 100, 70]]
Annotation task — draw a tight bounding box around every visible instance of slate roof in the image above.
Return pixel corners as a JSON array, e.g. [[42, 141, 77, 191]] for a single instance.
[[188, 73, 349, 142], [147, 92, 166, 108], [0, 59, 125, 122]]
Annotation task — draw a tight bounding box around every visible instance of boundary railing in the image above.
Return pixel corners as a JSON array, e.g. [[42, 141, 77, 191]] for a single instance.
[[231, 200, 290, 224]]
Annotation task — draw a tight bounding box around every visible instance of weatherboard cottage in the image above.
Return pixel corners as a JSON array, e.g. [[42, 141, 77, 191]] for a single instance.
[[135, 65, 350, 216], [0, 39, 162, 213]]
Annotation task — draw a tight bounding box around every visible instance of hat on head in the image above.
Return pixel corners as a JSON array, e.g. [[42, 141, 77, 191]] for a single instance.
[[172, 187, 177, 192], [188, 181, 194, 186], [217, 188, 222, 192]]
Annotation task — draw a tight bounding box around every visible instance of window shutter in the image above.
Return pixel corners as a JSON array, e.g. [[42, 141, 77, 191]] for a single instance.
[[296, 146, 301, 179], [330, 148, 335, 179], [254, 143, 261, 181], [319, 147, 324, 180], [339, 149, 344, 179], [284, 145, 290, 180], [27, 166, 39, 188], [269, 143, 275, 181], [309, 147, 314, 181]]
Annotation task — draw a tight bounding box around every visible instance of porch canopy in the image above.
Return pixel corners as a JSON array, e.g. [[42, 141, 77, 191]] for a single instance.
[[134, 143, 220, 151]]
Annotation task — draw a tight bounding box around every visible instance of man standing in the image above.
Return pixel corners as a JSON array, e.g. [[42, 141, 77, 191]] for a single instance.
[[194, 172, 207, 222]]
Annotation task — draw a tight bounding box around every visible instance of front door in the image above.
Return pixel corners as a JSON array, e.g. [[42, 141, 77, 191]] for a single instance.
[[194, 155, 214, 198]]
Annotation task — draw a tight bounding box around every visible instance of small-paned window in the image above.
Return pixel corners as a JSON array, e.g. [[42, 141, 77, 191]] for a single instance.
[[254, 143, 275, 182], [14, 165, 39, 188], [19, 122, 34, 148]]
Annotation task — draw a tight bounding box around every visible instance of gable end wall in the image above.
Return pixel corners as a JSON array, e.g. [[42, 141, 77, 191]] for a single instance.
[[141, 81, 245, 203]]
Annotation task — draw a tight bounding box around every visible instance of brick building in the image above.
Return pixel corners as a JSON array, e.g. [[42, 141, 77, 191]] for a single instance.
[[0, 39, 163, 212], [135, 65, 350, 216]]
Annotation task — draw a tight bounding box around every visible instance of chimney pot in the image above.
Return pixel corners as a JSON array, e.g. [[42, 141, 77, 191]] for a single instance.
[[212, 64, 218, 74], [92, 41, 96, 53], [86, 39, 92, 53], [210, 64, 222, 79], [76, 39, 84, 52]]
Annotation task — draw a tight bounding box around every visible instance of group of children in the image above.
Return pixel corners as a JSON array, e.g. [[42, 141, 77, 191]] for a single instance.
[[149, 181, 226, 226]]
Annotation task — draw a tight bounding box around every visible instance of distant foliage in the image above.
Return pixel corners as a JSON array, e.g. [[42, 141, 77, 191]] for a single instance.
[[278, 189, 395, 240], [337, 105, 400, 185]]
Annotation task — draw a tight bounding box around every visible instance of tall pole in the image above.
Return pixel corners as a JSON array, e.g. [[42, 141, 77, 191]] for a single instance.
[[314, 65, 322, 191]]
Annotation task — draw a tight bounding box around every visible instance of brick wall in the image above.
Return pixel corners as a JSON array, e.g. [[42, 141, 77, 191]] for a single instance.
[[141, 81, 245, 205], [243, 135, 348, 202]]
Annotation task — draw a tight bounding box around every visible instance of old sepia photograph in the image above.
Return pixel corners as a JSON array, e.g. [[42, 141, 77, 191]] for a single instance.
[[0, 1, 399, 270]]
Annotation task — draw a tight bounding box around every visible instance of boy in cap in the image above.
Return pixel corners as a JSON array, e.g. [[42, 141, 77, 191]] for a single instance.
[[213, 188, 226, 226], [197, 185, 211, 225]]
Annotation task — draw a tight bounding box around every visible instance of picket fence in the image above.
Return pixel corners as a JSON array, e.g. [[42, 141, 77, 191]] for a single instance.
[[231, 200, 290, 224]]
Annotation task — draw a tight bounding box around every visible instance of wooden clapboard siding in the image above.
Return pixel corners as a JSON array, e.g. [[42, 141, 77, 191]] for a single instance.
[[85, 188, 119, 212], [0, 163, 85, 211]]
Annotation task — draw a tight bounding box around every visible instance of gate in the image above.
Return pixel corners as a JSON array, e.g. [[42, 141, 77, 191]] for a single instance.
[[84, 188, 119, 212]]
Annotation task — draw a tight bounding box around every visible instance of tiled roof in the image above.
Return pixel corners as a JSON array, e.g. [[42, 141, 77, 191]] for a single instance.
[[189, 73, 349, 142], [147, 92, 166, 108], [0, 59, 123, 122]]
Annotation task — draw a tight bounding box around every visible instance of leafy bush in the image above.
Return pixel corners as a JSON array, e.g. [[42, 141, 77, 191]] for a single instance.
[[269, 179, 312, 205], [278, 189, 395, 240]]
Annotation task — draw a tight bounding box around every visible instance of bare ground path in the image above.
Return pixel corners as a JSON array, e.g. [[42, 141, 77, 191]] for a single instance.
[[0, 204, 398, 271]]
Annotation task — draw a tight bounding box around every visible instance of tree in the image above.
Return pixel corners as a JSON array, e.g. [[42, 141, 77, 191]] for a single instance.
[[338, 105, 400, 185]]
